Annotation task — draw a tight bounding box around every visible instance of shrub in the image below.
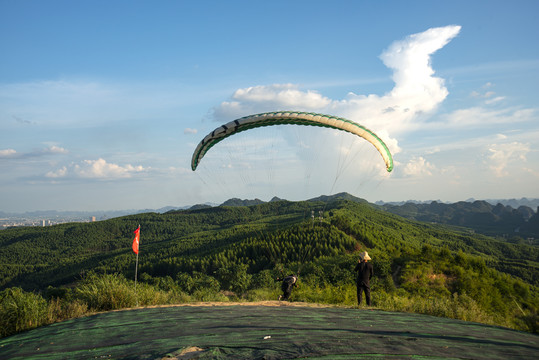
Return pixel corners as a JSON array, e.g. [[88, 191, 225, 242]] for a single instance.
[[245, 287, 280, 302], [74, 272, 190, 310], [75, 273, 137, 311], [216, 263, 252, 296], [516, 309, 538, 333], [190, 272, 221, 294], [251, 269, 278, 289], [0, 287, 48, 337], [192, 289, 228, 302], [47, 297, 88, 323], [176, 272, 196, 293], [135, 281, 190, 305]]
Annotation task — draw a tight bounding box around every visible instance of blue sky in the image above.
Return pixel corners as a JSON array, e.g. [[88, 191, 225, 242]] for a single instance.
[[1, 0, 538, 212]]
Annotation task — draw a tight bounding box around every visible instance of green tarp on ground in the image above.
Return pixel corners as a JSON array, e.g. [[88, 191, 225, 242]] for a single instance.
[[0, 303, 537, 359]]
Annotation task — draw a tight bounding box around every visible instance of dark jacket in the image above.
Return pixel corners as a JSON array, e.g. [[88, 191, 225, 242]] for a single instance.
[[354, 261, 373, 287], [280, 275, 297, 290]]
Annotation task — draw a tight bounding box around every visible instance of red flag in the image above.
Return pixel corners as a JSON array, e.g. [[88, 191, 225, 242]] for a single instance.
[[132, 226, 140, 254]]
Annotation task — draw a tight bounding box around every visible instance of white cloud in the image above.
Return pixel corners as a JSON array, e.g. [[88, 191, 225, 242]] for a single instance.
[[46, 158, 146, 180], [45, 166, 67, 178], [43, 145, 68, 155], [337, 25, 461, 135], [487, 142, 530, 177], [378, 25, 459, 106], [433, 107, 535, 129], [403, 156, 436, 177], [213, 84, 331, 120], [75, 158, 144, 179], [484, 96, 505, 105], [470, 85, 506, 105], [0, 146, 68, 159], [211, 25, 462, 155], [0, 149, 17, 158]]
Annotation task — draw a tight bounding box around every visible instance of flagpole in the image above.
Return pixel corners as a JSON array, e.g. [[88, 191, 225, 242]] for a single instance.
[[135, 251, 139, 288]]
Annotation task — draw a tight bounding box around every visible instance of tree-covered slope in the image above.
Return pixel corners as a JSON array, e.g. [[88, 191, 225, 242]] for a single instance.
[[1, 198, 536, 290], [0, 197, 538, 333]]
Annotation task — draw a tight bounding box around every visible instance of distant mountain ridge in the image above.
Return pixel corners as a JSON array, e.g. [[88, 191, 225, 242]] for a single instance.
[[220, 198, 265, 207], [204, 193, 539, 239], [1, 194, 538, 239], [375, 197, 539, 209], [378, 200, 539, 239]]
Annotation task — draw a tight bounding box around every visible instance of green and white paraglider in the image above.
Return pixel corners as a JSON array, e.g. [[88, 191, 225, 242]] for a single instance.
[[191, 111, 393, 172]]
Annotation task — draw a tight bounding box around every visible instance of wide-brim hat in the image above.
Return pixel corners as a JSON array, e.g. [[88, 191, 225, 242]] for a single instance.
[[360, 251, 372, 261]]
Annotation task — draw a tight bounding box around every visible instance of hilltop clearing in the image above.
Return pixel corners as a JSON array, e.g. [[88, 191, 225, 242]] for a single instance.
[[0, 303, 537, 359]]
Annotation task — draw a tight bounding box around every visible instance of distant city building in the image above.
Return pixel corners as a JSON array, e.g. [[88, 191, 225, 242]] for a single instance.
[[90, 216, 96, 222]]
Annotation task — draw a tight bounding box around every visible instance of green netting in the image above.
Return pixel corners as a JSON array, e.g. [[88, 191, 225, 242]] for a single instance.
[[0, 305, 537, 359]]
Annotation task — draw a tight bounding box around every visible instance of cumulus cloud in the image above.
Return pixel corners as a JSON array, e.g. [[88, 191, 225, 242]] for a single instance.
[[213, 84, 332, 120], [45, 166, 68, 178], [334, 25, 461, 134], [487, 142, 530, 177], [377, 26, 459, 107], [403, 156, 436, 177], [75, 158, 145, 178], [46, 158, 145, 180], [0, 149, 17, 158], [211, 25, 462, 155]]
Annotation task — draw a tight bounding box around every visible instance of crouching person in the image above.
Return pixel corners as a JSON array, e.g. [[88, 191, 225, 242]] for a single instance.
[[277, 274, 298, 301]]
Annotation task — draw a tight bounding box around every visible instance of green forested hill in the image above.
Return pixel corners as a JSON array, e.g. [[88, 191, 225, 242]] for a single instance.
[[1, 197, 538, 333], [1, 198, 537, 290], [0, 199, 311, 290]]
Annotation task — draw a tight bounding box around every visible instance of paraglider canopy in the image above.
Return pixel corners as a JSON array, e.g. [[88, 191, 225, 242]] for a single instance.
[[191, 111, 393, 172]]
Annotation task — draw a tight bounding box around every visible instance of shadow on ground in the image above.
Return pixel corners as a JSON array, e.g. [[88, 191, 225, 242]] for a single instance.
[[0, 302, 537, 359]]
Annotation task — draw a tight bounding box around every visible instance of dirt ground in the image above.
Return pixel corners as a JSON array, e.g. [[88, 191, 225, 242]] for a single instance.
[[144, 300, 336, 308]]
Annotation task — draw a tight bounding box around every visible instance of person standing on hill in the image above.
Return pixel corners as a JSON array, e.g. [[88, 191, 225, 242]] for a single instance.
[[354, 251, 373, 306]]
